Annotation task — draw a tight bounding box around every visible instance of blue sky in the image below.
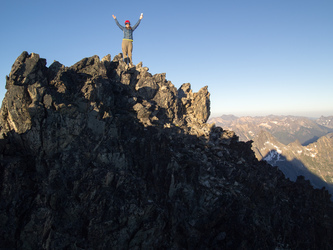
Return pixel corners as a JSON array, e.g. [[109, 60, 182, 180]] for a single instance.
[[1, 0, 332, 118]]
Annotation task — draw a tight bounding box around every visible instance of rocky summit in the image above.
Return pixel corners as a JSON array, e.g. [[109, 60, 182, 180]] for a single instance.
[[1, 52, 333, 249]]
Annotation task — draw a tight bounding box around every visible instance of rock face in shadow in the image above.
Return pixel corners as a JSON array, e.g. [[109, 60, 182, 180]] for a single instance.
[[1, 51, 333, 249]]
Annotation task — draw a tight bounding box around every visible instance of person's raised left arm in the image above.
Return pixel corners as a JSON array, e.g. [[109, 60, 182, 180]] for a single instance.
[[132, 14, 143, 31]]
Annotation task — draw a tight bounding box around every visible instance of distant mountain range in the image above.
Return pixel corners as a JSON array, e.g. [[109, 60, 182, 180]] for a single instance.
[[209, 115, 333, 193], [316, 115, 333, 129]]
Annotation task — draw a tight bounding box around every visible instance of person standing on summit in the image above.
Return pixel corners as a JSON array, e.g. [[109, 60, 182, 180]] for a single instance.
[[112, 13, 143, 67]]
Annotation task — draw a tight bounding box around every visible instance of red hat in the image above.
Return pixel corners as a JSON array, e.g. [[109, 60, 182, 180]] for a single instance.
[[125, 20, 130, 25]]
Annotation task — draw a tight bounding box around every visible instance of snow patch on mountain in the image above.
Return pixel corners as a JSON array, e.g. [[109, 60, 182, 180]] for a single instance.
[[259, 123, 272, 129], [262, 141, 284, 164], [305, 147, 318, 158], [263, 141, 282, 154], [264, 150, 281, 162]]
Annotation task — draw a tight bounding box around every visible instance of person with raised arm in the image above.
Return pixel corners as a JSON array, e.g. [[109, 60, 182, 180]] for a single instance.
[[112, 13, 143, 67]]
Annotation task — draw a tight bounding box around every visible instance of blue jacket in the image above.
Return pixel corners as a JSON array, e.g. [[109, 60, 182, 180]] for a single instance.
[[114, 18, 141, 41]]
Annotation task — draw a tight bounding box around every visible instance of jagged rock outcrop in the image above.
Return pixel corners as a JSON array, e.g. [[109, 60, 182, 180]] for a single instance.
[[1, 52, 333, 249]]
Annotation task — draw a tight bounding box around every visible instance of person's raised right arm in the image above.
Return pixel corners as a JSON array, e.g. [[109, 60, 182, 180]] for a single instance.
[[112, 14, 124, 30]]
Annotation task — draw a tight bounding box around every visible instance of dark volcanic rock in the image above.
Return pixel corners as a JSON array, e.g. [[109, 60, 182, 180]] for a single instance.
[[1, 52, 333, 249]]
